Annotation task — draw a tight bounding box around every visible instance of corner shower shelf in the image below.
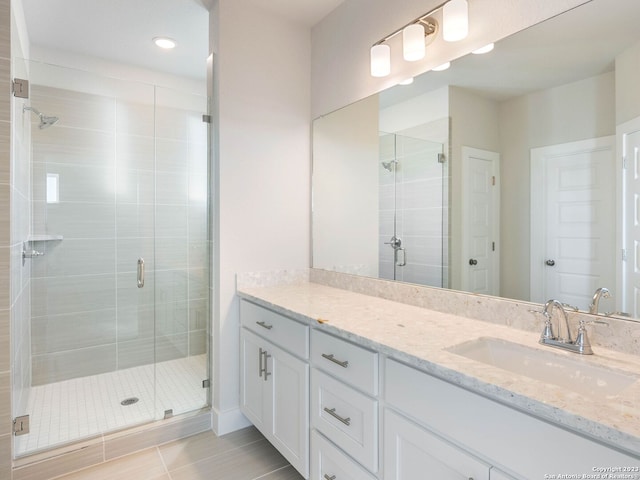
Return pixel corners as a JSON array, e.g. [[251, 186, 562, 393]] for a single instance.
[[27, 235, 63, 242]]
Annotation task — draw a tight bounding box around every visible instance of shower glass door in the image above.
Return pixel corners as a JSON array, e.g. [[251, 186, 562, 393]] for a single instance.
[[153, 86, 209, 419], [13, 60, 209, 457], [379, 132, 448, 287]]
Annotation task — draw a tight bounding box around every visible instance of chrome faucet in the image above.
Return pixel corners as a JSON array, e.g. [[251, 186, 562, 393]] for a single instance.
[[536, 299, 606, 355], [542, 299, 572, 343], [589, 287, 611, 315]]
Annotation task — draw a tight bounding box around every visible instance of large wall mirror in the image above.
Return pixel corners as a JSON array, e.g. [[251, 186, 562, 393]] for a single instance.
[[312, 0, 640, 321]]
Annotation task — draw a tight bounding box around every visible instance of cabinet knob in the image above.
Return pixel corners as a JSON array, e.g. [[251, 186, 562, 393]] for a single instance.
[[468, 258, 478, 266], [323, 475, 336, 480]]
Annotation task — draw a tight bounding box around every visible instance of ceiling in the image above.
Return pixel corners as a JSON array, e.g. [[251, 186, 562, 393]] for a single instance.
[[21, 0, 345, 81]]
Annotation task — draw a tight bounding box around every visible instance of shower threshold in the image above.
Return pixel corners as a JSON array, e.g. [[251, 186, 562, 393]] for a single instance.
[[14, 354, 207, 457]]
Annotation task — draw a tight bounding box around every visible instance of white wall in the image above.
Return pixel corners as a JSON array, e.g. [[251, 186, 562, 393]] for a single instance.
[[210, 0, 311, 433], [311, 0, 590, 118], [313, 94, 379, 276]]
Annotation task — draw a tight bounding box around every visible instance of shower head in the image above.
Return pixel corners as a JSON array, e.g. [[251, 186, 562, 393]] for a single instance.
[[23, 106, 59, 130], [381, 160, 398, 172], [39, 115, 59, 129]]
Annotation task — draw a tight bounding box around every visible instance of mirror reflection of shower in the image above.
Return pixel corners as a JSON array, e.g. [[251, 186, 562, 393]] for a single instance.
[[381, 140, 404, 280], [378, 132, 447, 287], [381, 159, 398, 172], [23, 105, 59, 129]]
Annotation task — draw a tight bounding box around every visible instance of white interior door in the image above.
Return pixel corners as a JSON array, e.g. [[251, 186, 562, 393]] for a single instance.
[[530, 137, 615, 309], [620, 119, 640, 317], [461, 147, 500, 295]]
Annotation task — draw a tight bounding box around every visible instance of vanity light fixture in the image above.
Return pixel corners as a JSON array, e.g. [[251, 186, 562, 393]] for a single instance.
[[370, 0, 469, 77], [403, 23, 427, 61], [371, 44, 391, 77], [442, 0, 469, 42], [153, 36, 177, 49]]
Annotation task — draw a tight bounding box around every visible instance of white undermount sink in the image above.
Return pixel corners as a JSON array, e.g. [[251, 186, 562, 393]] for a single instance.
[[447, 337, 637, 399]]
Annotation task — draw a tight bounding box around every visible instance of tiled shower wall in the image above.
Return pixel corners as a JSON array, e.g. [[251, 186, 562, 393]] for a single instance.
[[28, 81, 208, 385], [379, 133, 449, 287]]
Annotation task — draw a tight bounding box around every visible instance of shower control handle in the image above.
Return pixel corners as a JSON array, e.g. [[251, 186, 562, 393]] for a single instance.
[[137, 258, 145, 288], [385, 236, 402, 250]]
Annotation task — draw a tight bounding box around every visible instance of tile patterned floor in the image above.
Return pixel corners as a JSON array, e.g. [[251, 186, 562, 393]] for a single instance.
[[16, 355, 207, 456], [52, 427, 304, 480]]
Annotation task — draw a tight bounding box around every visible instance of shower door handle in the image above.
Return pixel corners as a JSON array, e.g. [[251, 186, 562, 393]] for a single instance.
[[137, 258, 145, 288]]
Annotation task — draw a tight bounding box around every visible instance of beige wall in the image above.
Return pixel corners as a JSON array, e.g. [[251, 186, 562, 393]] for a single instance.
[[210, 0, 311, 433], [616, 40, 640, 125], [313, 94, 379, 276]]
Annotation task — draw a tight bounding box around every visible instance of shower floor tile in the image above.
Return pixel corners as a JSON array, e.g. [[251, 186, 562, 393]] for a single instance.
[[15, 354, 208, 457]]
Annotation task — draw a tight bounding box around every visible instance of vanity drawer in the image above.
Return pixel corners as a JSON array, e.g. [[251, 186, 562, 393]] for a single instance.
[[311, 368, 378, 473], [311, 430, 376, 480], [311, 329, 378, 395], [240, 300, 309, 359]]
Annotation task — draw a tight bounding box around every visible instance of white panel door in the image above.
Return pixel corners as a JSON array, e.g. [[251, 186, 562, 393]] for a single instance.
[[622, 127, 640, 317], [462, 147, 500, 295], [269, 341, 309, 478], [531, 137, 615, 309], [240, 329, 267, 431]]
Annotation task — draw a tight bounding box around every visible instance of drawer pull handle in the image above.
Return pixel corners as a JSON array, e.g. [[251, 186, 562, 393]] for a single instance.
[[321, 353, 349, 368], [324, 475, 336, 480], [323, 407, 351, 426], [256, 321, 273, 330]]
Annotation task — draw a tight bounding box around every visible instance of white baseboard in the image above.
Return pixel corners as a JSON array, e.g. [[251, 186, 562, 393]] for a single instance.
[[211, 406, 252, 436]]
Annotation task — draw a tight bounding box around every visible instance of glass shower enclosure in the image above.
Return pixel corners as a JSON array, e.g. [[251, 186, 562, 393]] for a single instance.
[[12, 60, 210, 456]]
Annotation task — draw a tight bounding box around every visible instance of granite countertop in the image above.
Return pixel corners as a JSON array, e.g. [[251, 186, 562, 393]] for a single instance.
[[237, 281, 640, 457]]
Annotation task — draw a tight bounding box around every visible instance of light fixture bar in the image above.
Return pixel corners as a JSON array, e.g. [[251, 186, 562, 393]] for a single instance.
[[372, 0, 449, 47]]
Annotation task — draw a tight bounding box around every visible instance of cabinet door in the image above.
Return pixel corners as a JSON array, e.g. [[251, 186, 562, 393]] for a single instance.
[[240, 329, 267, 430], [384, 409, 490, 480], [268, 341, 310, 478]]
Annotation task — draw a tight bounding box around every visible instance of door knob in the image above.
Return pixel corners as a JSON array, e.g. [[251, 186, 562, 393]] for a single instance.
[[546, 259, 555, 266], [468, 258, 478, 266]]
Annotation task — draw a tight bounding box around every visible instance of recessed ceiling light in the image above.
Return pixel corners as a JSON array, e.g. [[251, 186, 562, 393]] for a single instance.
[[432, 62, 451, 71], [472, 43, 495, 54], [398, 77, 414, 86], [153, 37, 177, 49]]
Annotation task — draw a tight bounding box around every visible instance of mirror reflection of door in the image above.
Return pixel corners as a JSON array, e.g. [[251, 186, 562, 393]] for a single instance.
[[530, 137, 616, 310], [461, 147, 500, 295]]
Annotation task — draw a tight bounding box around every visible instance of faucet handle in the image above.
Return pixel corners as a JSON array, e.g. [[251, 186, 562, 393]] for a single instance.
[[529, 309, 555, 340], [574, 319, 607, 355], [579, 319, 609, 328], [561, 302, 579, 312]]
